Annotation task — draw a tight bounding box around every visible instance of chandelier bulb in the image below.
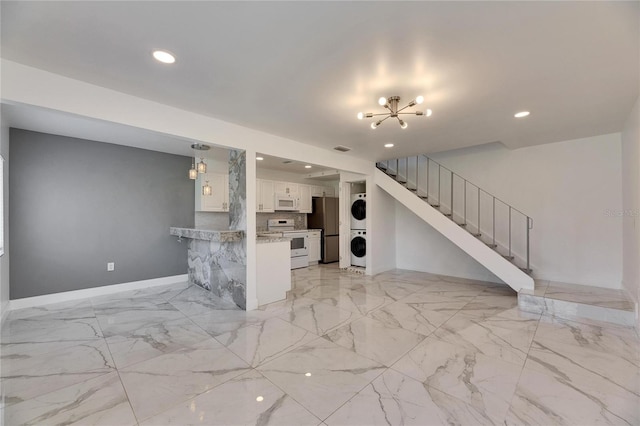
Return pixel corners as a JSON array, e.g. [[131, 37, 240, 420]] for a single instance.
[[416, 95, 424, 105], [378, 97, 387, 106], [400, 120, 408, 129], [426, 109, 433, 117], [357, 112, 364, 120], [371, 122, 378, 129]]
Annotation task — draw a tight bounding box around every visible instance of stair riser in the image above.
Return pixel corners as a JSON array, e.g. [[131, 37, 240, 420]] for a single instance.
[[518, 293, 635, 327]]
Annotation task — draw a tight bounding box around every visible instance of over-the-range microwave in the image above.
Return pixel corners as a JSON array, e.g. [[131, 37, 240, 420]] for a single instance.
[[274, 194, 299, 211]]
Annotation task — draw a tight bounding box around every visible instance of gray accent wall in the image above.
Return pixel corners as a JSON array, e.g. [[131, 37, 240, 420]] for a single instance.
[[9, 129, 194, 299]]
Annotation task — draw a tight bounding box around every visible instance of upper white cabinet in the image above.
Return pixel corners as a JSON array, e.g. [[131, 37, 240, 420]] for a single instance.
[[298, 184, 312, 213], [196, 172, 229, 212], [322, 186, 335, 197], [311, 185, 335, 197], [257, 179, 275, 213], [274, 181, 299, 196]]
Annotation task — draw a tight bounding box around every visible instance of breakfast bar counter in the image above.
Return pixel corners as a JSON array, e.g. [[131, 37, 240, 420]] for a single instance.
[[170, 227, 246, 309]]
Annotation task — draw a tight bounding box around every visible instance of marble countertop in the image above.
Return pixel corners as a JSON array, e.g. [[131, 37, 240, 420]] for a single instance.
[[170, 227, 244, 242], [257, 236, 291, 244]]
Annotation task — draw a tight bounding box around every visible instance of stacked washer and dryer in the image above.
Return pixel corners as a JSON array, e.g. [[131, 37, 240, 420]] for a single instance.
[[350, 193, 367, 267]]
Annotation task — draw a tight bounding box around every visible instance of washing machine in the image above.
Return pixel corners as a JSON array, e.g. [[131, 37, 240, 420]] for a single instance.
[[350, 193, 366, 230], [350, 230, 367, 267]]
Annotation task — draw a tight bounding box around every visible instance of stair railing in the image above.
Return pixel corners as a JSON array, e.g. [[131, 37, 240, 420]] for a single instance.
[[378, 156, 533, 272]]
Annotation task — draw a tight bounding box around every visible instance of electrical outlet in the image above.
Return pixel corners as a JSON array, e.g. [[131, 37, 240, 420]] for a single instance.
[[107, 262, 115, 272]]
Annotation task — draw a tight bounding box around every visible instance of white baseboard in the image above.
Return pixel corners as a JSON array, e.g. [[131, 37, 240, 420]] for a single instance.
[[246, 297, 259, 311], [1, 300, 9, 325], [9, 274, 188, 311]]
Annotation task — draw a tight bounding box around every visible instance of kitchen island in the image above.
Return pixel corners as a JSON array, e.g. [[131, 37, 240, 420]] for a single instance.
[[170, 227, 246, 309]]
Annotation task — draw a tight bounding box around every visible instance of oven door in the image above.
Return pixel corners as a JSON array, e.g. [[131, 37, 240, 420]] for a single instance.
[[285, 233, 308, 257]]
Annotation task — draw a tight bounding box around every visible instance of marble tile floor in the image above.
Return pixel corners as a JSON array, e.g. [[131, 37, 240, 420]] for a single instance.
[[1, 266, 638, 425]]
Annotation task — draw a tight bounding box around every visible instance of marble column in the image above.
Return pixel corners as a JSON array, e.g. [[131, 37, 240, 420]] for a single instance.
[[210, 149, 246, 309]]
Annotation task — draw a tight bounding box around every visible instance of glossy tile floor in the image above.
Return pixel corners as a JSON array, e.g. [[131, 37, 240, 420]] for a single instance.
[[1, 265, 639, 425]]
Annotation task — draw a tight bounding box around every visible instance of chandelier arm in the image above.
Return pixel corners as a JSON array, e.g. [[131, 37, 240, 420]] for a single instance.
[[396, 104, 412, 113], [378, 115, 392, 123], [397, 112, 419, 115], [370, 113, 390, 117]]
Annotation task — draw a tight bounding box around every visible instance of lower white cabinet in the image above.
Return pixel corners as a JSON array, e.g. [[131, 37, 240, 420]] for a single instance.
[[196, 172, 229, 212], [308, 231, 321, 263], [257, 240, 291, 305]]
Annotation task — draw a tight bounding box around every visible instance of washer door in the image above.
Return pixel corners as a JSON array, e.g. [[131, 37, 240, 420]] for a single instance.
[[351, 199, 366, 221], [350, 236, 366, 258]]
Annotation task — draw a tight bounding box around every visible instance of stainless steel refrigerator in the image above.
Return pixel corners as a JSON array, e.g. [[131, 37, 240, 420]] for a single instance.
[[307, 197, 339, 263]]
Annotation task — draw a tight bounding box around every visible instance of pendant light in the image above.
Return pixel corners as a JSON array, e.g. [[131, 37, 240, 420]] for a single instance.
[[197, 158, 207, 174], [202, 180, 212, 196], [188, 143, 211, 177], [188, 158, 198, 180]]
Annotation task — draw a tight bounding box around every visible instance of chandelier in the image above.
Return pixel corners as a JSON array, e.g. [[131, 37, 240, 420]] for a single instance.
[[188, 143, 210, 180], [358, 96, 432, 129]]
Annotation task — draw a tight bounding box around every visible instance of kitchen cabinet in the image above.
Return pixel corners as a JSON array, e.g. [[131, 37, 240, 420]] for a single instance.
[[274, 181, 299, 196], [196, 172, 229, 212], [322, 186, 335, 197], [311, 185, 335, 197], [308, 230, 321, 263], [256, 179, 275, 212], [257, 239, 291, 305], [298, 184, 312, 213]]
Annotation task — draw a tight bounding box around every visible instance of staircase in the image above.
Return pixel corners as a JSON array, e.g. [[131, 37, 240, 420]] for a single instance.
[[376, 156, 534, 292]]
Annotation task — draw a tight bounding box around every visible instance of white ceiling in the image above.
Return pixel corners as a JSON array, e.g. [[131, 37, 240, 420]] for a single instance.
[[1, 1, 638, 161]]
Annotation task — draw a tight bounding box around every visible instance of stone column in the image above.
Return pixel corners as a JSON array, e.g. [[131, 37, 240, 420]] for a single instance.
[[224, 149, 247, 308]]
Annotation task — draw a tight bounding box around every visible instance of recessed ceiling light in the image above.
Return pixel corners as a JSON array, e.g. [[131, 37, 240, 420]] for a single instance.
[[152, 50, 175, 64], [305, 372, 312, 377], [256, 157, 264, 161], [305, 165, 312, 169], [514, 111, 530, 118], [384, 143, 394, 148], [256, 396, 264, 402]]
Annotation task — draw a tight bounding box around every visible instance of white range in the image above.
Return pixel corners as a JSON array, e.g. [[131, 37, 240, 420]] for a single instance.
[[265, 219, 309, 269]]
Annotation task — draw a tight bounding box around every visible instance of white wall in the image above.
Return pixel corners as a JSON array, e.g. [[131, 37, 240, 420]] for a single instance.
[[0, 106, 9, 321], [395, 202, 502, 283], [397, 133, 623, 288], [622, 96, 640, 323], [367, 178, 396, 275]]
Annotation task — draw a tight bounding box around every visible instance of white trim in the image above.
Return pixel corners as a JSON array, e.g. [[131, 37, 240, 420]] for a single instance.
[[620, 280, 640, 332], [246, 297, 259, 311], [1, 301, 9, 325], [9, 274, 188, 310]]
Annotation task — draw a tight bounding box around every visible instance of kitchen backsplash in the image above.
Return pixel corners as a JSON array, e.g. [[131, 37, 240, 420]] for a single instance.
[[195, 212, 230, 230], [197, 212, 308, 231], [256, 212, 307, 231]]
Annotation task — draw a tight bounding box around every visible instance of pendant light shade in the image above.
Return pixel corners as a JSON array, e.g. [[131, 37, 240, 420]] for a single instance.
[[188, 158, 198, 179], [188, 144, 210, 178], [197, 158, 207, 174], [202, 181, 212, 196]]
